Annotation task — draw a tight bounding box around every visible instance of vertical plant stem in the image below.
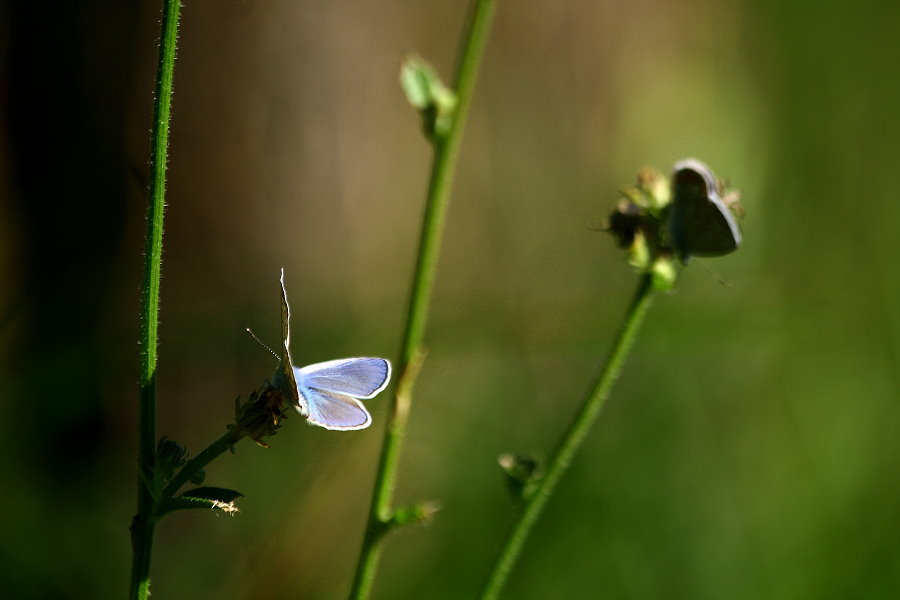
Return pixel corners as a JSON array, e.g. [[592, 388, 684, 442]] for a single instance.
[[480, 273, 656, 600], [130, 1, 181, 599], [349, 1, 497, 598]]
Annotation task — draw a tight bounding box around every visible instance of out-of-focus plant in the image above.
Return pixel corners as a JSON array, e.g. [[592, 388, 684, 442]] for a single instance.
[[348, 2, 497, 599], [480, 159, 743, 600]]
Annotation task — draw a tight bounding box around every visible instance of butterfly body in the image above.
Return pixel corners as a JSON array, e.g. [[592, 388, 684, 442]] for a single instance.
[[274, 270, 391, 430]]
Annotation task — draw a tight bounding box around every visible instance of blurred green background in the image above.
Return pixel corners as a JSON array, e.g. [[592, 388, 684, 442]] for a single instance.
[[1, 1, 897, 598]]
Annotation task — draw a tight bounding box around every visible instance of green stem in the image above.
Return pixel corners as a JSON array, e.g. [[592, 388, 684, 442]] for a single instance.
[[130, 1, 181, 599], [161, 429, 245, 501], [479, 273, 656, 600], [348, 1, 497, 598]]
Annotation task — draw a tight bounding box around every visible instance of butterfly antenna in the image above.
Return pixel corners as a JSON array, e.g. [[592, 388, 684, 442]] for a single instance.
[[697, 260, 733, 287], [246, 328, 279, 359]]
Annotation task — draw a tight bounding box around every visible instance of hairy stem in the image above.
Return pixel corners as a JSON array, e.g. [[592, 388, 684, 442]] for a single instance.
[[348, 1, 497, 598], [130, 1, 181, 598], [480, 273, 656, 600]]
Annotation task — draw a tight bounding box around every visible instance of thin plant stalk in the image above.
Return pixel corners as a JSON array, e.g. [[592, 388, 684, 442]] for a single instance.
[[130, 1, 182, 598], [480, 273, 656, 600], [161, 429, 244, 499], [348, 1, 497, 598]]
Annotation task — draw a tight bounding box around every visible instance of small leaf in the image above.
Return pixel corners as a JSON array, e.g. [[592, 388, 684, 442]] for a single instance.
[[156, 437, 188, 471], [180, 486, 244, 503], [399, 57, 433, 110], [651, 258, 678, 291], [386, 501, 441, 530], [636, 166, 669, 212], [152, 437, 189, 496], [399, 54, 457, 141], [156, 487, 244, 517], [158, 497, 240, 516], [499, 453, 542, 503]]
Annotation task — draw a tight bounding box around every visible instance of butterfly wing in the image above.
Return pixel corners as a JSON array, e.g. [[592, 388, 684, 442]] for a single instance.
[[296, 387, 373, 431], [293, 358, 391, 431], [295, 358, 391, 399], [668, 159, 741, 260], [272, 269, 302, 407]]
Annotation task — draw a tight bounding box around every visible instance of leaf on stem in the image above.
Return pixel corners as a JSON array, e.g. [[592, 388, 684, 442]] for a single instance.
[[150, 437, 190, 497], [399, 54, 458, 142], [498, 453, 542, 505], [157, 486, 244, 517], [386, 501, 441, 530]]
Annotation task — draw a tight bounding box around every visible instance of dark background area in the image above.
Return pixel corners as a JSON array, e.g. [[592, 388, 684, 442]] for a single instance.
[[0, 1, 897, 598]]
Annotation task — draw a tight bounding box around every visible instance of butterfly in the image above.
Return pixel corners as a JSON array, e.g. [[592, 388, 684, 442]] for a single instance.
[[272, 269, 391, 430], [667, 158, 742, 262]]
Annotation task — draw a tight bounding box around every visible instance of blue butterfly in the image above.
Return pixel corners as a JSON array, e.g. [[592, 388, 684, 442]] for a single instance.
[[667, 158, 742, 261], [273, 270, 391, 430]]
